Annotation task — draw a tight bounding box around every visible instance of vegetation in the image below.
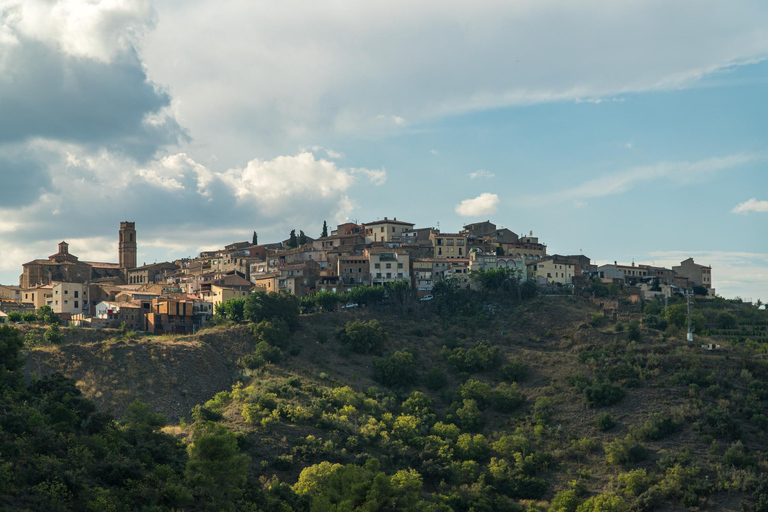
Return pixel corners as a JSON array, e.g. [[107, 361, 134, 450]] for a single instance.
[[6, 291, 768, 511]]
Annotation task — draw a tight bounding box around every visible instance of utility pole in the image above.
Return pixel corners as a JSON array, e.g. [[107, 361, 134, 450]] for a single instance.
[[686, 295, 694, 342]]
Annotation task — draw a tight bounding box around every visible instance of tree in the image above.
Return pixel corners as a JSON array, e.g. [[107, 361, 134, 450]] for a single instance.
[[495, 245, 505, 255], [321, 220, 328, 238], [0, 325, 25, 389], [44, 323, 64, 344], [336, 319, 387, 354], [298, 230, 308, 246], [716, 312, 737, 329], [36, 305, 60, 325], [252, 231, 258, 245], [7, 311, 22, 322], [287, 229, 298, 248], [186, 425, 250, 509], [372, 350, 417, 388]]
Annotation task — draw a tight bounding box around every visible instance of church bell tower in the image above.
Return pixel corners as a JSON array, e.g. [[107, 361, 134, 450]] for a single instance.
[[119, 221, 137, 269]]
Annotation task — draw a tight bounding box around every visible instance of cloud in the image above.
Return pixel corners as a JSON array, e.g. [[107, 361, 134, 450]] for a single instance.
[[455, 193, 500, 216], [0, 1, 184, 159], [469, 169, 495, 179], [523, 153, 758, 205], [430, 149, 439, 155], [624, 142, 634, 149], [732, 198, 768, 214], [140, 0, 768, 162]]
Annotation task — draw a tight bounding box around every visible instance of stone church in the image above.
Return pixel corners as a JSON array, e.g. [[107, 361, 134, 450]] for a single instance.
[[20, 222, 137, 288]]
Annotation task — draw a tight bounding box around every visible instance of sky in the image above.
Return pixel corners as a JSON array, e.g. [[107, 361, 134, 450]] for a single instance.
[[0, 0, 766, 301]]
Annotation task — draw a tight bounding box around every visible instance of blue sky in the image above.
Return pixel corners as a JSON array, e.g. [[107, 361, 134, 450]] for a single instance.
[[0, 0, 765, 301]]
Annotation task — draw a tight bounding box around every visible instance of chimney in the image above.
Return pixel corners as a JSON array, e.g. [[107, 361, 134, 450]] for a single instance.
[[614, 261, 617, 266]]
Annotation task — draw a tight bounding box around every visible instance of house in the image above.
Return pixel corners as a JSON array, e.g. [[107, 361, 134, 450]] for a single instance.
[[50, 281, 88, 318], [672, 258, 713, 290], [200, 275, 253, 308], [429, 232, 469, 259], [0, 285, 21, 302], [95, 300, 143, 330], [144, 298, 196, 334], [363, 218, 415, 243], [337, 254, 370, 289], [367, 247, 410, 285], [468, 251, 528, 280], [498, 233, 547, 261], [126, 262, 179, 285], [597, 262, 650, 282], [528, 255, 581, 285]]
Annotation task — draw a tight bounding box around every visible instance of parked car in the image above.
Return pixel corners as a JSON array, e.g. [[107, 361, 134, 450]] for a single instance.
[[419, 295, 434, 302], [342, 302, 359, 309]]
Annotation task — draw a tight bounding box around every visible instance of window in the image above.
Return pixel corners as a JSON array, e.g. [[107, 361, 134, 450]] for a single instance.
[[74, 301, 79, 308], [64, 290, 68, 294], [386, 273, 392, 278], [386, 263, 391, 269], [397, 263, 403, 269], [358, 267, 362, 273], [374, 263, 380, 269], [377, 272, 382, 278]]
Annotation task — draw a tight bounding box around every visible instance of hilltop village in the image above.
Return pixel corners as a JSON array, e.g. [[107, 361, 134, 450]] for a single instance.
[[0, 219, 713, 333]]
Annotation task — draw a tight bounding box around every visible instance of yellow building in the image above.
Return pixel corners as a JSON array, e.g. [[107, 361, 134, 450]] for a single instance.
[[367, 247, 410, 285], [364, 218, 414, 243], [429, 232, 468, 259], [528, 256, 579, 285]]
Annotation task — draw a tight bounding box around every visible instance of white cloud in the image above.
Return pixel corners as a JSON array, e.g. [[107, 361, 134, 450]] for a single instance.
[[6, 0, 154, 63], [624, 142, 634, 149], [523, 153, 759, 205], [732, 198, 768, 214], [140, 0, 768, 162], [469, 169, 495, 179], [430, 149, 439, 155], [455, 192, 500, 216]]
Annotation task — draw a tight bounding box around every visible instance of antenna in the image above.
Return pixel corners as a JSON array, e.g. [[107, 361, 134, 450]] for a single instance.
[[686, 295, 694, 342]]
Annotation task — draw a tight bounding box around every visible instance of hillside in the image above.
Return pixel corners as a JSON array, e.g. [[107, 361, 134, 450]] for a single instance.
[[7, 291, 768, 511]]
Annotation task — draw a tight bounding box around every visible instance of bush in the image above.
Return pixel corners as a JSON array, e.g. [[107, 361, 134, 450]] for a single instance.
[[442, 340, 500, 373], [597, 413, 616, 431], [716, 312, 738, 330], [458, 379, 492, 408], [500, 359, 529, 382], [614, 322, 624, 332], [627, 320, 641, 342], [455, 399, 485, 431], [585, 383, 625, 408], [22, 312, 37, 322], [372, 350, 417, 388], [252, 319, 290, 348], [44, 324, 64, 344], [491, 382, 526, 412], [426, 368, 447, 390], [336, 320, 387, 354], [604, 435, 647, 465], [575, 493, 629, 512], [7, 311, 22, 322], [617, 469, 651, 497], [634, 413, 682, 441]]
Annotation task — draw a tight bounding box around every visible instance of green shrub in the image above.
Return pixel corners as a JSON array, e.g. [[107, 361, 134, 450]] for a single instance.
[[336, 320, 387, 354], [597, 413, 616, 431], [617, 469, 651, 496], [22, 312, 37, 322], [455, 433, 490, 461], [458, 379, 492, 408], [604, 435, 647, 465], [426, 368, 448, 390], [585, 383, 625, 408], [251, 341, 282, 364], [441, 340, 500, 373], [372, 350, 417, 388], [551, 489, 582, 512], [627, 320, 641, 342], [716, 312, 737, 329], [634, 413, 682, 441], [252, 319, 290, 348], [614, 322, 624, 332], [575, 493, 629, 512], [455, 399, 485, 431], [568, 372, 591, 390], [491, 382, 526, 412], [500, 359, 529, 382], [7, 311, 22, 322], [44, 324, 64, 344]]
